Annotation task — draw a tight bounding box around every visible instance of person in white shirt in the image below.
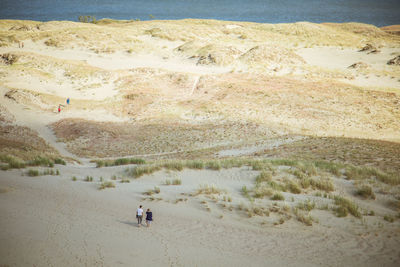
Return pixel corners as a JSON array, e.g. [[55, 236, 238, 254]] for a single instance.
[[136, 205, 144, 227]]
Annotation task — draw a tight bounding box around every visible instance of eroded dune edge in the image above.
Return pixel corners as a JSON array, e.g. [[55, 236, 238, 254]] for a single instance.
[[0, 19, 400, 267]]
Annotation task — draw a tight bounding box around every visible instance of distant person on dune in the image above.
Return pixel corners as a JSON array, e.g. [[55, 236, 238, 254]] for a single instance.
[[66, 98, 70, 105], [58, 104, 61, 113], [146, 208, 153, 227], [136, 205, 144, 227]]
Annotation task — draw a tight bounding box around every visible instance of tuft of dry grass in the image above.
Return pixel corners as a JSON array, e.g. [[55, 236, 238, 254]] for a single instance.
[[271, 193, 285, 201], [99, 181, 115, 190], [355, 185, 376, 199], [195, 184, 225, 196], [334, 196, 362, 218]]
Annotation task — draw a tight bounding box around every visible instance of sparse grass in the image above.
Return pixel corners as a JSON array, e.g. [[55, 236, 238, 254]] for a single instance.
[[254, 185, 274, 198], [314, 161, 343, 176], [205, 160, 221, 170], [297, 200, 316, 211], [195, 184, 225, 195], [96, 157, 145, 167], [355, 185, 376, 199], [334, 196, 362, 218], [120, 178, 130, 183], [242, 185, 249, 197], [165, 178, 182, 185], [292, 207, 314, 226], [384, 215, 394, 222], [54, 158, 66, 165], [162, 161, 184, 171], [0, 155, 67, 170], [27, 169, 39, 176], [345, 166, 400, 185], [270, 159, 298, 167], [286, 180, 302, 194], [186, 160, 204, 169], [246, 205, 270, 217], [26, 168, 59, 176], [84, 176, 94, 182], [271, 193, 285, 201], [310, 178, 334, 192], [255, 171, 272, 183], [127, 165, 161, 178], [99, 181, 115, 190]]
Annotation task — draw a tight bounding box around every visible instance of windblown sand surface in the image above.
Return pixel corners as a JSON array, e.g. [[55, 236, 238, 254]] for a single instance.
[[0, 19, 400, 266]]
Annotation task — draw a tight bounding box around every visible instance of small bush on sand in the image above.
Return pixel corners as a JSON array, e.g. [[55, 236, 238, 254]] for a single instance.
[[72, 176, 77, 181], [271, 193, 285, 201], [334, 196, 362, 218], [120, 178, 130, 183], [355, 185, 376, 199], [154, 186, 160, 193], [99, 181, 115, 190]]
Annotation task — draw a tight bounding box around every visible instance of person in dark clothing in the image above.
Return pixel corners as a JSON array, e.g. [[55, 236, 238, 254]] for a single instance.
[[146, 208, 153, 227]]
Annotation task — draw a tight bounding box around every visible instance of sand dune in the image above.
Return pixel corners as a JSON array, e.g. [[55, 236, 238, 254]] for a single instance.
[[0, 19, 400, 266]]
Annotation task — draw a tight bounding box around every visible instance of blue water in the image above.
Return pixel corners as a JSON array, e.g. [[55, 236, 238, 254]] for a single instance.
[[0, 0, 399, 27]]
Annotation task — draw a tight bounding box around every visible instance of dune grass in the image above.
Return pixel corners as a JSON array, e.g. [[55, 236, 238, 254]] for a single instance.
[[355, 185, 376, 199], [334, 196, 362, 218], [95, 157, 145, 167], [26, 168, 60, 176], [0, 155, 66, 170], [99, 181, 115, 190]]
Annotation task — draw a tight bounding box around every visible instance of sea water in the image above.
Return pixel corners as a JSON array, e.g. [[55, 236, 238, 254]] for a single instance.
[[0, 0, 399, 26]]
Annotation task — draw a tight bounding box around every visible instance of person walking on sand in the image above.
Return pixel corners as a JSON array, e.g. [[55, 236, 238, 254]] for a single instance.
[[146, 208, 153, 227], [136, 205, 144, 227], [58, 104, 61, 113], [66, 97, 70, 105]]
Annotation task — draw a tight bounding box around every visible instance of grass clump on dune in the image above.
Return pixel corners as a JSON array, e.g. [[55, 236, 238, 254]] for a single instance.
[[334, 196, 362, 218], [127, 165, 161, 178], [292, 207, 315, 226], [96, 157, 145, 167], [355, 185, 375, 199], [271, 192, 285, 201], [195, 184, 225, 196], [99, 181, 115, 190], [345, 166, 400, 185]]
